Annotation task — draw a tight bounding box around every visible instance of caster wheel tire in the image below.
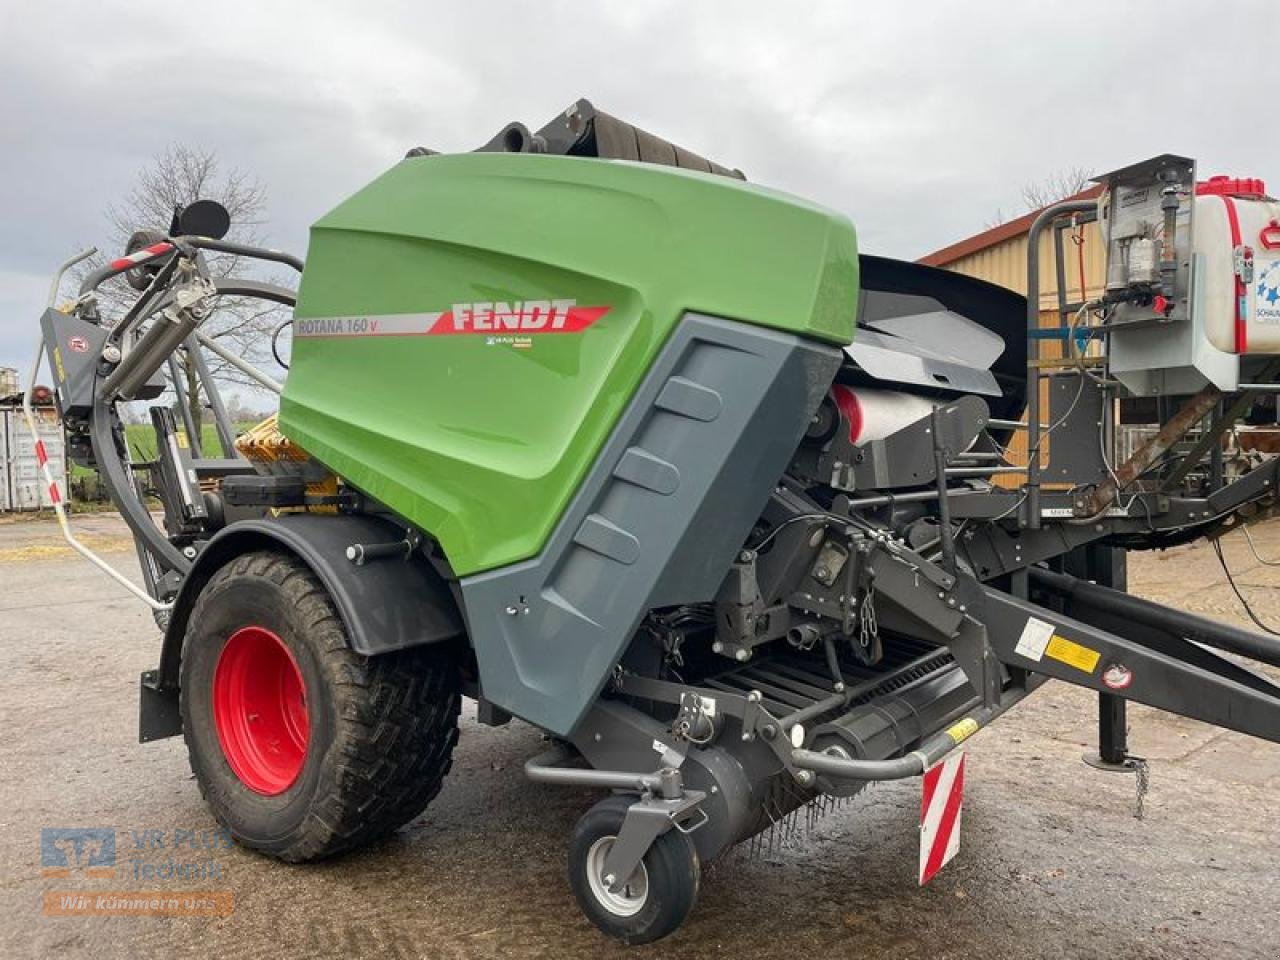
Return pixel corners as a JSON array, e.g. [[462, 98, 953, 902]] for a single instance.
[[179, 550, 460, 862], [569, 795, 700, 944]]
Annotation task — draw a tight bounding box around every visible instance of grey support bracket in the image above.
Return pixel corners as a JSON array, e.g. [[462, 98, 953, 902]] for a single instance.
[[981, 582, 1280, 744], [523, 744, 707, 893], [600, 790, 707, 896], [524, 745, 685, 795], [609, 672, 805, 772]]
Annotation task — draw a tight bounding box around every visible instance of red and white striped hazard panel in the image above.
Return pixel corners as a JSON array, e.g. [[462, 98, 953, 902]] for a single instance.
[[919, 751, 965, 885]]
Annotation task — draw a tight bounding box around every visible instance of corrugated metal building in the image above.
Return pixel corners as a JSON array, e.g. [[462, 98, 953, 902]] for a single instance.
[[918, 187, 1106, 477], [919, 185, 1105, 299], [1, 367, 68, 511]]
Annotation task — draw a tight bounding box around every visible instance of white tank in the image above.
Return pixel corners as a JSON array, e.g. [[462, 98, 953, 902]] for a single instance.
[[1195, 177, 1280, 354]]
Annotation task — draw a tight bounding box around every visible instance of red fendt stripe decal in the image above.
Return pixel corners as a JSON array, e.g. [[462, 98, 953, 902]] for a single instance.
[[34, 440, 47, 467], [425, 311, 454, 333], [427, 305, 610, 335], [561, 305, 610, 331]]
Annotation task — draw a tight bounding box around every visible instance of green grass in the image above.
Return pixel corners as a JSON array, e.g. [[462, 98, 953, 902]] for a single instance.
[[69, 421, 257, 479]]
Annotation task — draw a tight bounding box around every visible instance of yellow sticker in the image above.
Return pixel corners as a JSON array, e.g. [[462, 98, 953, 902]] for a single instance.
[[53, 347, 66, 383], [946, 717, 980, 744], [1045, 634, 1101, 673], [175, 430, 189, 449]]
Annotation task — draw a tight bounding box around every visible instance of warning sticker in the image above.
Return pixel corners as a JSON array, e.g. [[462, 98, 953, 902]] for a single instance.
[[1014, 616, 1055, 662], [946, 717, 980, 744], [1045, 634, 1101, 674]]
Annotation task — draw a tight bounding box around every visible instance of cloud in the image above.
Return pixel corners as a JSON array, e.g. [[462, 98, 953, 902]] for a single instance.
[[1, 0, 1275, 373]]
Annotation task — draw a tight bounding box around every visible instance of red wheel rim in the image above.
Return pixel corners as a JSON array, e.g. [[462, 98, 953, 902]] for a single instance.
[[212, 626, 310, 795]]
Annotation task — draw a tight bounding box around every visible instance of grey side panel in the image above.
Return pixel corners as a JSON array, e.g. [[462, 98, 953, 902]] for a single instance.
[[461, 313, 843, 736], [40, 308, 107, 419], [40, 308, 166, 419]]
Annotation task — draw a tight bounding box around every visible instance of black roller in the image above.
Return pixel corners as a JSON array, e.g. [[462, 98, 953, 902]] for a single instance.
[[450, 98, 746, 180]]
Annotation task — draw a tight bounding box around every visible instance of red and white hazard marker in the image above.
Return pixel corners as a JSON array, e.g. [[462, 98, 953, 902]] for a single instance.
[[109, 241, 173, 272], [919, 751, 965, 885]]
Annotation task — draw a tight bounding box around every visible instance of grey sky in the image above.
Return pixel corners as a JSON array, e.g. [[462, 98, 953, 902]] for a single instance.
[[1, 0, 1273, 374]]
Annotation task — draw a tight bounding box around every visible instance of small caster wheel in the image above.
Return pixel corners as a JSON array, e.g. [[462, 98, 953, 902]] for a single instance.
[[568, 795, 700, 945]]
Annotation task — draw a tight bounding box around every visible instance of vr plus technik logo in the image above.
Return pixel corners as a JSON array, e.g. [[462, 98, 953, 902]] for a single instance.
[[41, 828, 116, 879], [40, 825, 235, 918]]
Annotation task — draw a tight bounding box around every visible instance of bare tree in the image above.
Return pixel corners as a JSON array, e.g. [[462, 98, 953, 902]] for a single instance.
[[77, 145, 286, 448], [1020, 165, 1096, 211]]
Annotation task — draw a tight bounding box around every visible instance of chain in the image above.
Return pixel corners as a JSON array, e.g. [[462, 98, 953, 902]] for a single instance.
[[858, 579, 878, 650], [1132, 756, 1150, 820], [670, 690, 716, 745]]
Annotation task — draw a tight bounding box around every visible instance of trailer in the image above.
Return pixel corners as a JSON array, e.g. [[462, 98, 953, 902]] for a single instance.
[[26, 102, 1280, 944]]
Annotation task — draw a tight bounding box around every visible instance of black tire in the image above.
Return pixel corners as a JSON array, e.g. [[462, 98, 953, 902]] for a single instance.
[[179, 550, 460, 861], [569, 795, 700, 945], [123, 230, 167, 291]]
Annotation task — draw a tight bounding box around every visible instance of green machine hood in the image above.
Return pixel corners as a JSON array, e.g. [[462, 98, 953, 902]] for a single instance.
[[283, 153, 858, 575]]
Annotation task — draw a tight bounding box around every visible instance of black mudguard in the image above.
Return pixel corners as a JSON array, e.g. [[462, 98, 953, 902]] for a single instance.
[[139, 513, 465, 742]]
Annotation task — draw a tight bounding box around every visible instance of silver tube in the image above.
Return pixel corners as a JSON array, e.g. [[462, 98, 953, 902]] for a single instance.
[[777, 691, 846, 733], [103, 309, 200, 399], [1025, 199, 1099, 529], [944, 465, 1028, 477], [524, 747, 665, 793], [185, 336, 237, 455], [194, 331, 284, 394], [987, 418, 1050, 430], [790, 747, 927, 782], [166, 356, 204, 458], [48, 247, 97, 307], [840, 488, 983, 509]]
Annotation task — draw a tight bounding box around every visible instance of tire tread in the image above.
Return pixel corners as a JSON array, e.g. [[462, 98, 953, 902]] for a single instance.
[[180, 549, 460, 862]]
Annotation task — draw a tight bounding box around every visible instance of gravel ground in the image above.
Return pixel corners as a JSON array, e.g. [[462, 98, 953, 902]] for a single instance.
[[1, 512, 1278, 959]]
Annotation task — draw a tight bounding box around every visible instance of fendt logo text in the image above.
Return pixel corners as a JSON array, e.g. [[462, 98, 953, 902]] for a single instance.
[[448, 300, 590, 333], [432, 299, 608, 335]]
